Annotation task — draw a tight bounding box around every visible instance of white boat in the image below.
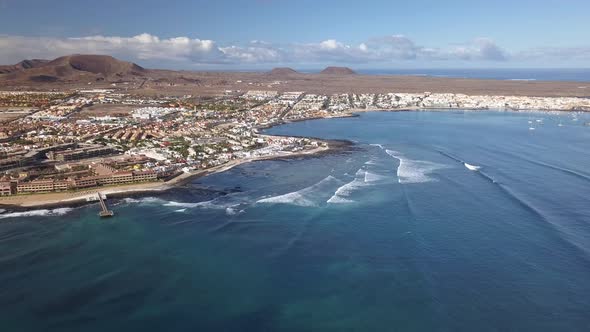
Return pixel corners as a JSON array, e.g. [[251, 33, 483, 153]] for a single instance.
[[464, 163, 481, 171], [529, 127, 535, 130]]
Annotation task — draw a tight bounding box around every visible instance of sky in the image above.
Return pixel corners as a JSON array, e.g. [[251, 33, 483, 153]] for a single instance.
[[0, 0, 589, 69]]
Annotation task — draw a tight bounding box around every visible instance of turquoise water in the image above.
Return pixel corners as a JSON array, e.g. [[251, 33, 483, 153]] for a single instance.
[[1, 110, 590, 331]]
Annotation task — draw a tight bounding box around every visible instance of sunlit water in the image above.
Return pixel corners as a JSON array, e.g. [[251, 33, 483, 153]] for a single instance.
[[1, 110, 590, 331]]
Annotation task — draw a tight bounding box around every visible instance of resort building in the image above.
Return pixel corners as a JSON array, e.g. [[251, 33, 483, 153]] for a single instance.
[[48, 146, 116, 162]]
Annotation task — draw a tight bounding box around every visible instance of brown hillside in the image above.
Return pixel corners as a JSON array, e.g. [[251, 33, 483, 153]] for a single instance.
[[0, 59, 49, 74], [1, 54, 146, 82], [320, 66, 356, 75]]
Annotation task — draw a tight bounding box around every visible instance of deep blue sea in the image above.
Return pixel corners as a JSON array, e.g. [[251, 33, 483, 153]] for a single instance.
[[1, 110, 590, 331], [355, 68, 590, 82]]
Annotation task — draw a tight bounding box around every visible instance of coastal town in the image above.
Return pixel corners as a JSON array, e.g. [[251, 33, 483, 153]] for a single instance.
[[0, 88, 589, 200]]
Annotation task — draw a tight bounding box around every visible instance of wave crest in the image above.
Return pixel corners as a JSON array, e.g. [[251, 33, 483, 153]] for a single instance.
[[0, 208, 74, 220], [258, 176, 343, 207], [386, 149, 445, 184]]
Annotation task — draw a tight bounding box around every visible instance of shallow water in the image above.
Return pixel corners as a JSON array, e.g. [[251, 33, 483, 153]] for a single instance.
[[1, 110, 590, 331]]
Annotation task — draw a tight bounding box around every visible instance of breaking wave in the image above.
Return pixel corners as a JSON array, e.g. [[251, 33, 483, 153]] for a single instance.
[[163, 200, 217, 209], [386, 150, 445, 184], [258, 176, 343, 207], [257, 192, 315, 207], [327, 169, 366, 204], [326, 195, 355, 204], [123, 196, 232, 211], [225, 207, 243, 216], [364, 171, 389, 183], [0, 208, 74, 220], [464, 163, 481, 171]]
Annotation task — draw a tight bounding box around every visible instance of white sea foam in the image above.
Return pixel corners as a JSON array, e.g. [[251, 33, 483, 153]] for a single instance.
[[327, 169, 367, 204], [122, 197, 140, 204], [164, 201, 206, 208], [370, 143, 385, 149], [365, 160, 378, 165], [332, 178, 364, 197], [364, 171, 388, 183], [464, 163, 481, 171], [0, 207, 74, 220], [258, 192, 317, 207], [125, 196, 231, 210], [386, 149, 445, 184], [258, 176, 342, 207], [136, 197, 164, 204], [326, 195, 355, 204], [174, 208, 187, 213], [226, 207, 241, 215]]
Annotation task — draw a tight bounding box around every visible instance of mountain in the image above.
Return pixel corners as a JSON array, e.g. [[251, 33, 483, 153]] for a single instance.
[[267, 67, 299, 76], [320, 67, 356, 75], [0, 55, 146, 82], [0, 59, 49, 74]]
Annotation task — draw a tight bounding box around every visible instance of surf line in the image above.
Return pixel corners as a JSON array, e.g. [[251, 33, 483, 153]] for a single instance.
[[385, 149, 446, 184], [436, 149, 481, 171]]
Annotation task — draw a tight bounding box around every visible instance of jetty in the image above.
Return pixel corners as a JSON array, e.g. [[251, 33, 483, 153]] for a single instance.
[[97, 193, 114, 218]]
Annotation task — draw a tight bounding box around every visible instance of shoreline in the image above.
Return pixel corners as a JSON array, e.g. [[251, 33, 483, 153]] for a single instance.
[[0, 106, 584, 212], [0, 138, 352, 211]]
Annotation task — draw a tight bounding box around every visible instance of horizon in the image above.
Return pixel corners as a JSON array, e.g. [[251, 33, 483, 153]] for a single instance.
[[6, 54, 590, 72]]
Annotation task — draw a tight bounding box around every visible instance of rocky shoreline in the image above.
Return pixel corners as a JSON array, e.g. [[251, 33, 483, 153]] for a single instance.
[[0, 138, 353, 212]]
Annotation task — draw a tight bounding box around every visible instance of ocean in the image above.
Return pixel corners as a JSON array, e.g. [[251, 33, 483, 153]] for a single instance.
[[355, 68, 590, 82], [1, 110, 590, 331]]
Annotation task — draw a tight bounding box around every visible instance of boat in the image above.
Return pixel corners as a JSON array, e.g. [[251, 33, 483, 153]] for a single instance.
[[464, 163, 481, 171]]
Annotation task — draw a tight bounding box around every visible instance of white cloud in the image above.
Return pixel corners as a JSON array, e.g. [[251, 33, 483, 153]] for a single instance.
[[319, 39, 341, 50], [0, 34, 223, 64], [217, 40, 285, 63], [448, 38, 508, 61], [70, 34, 220, 62], [0, 33, 588, 67]]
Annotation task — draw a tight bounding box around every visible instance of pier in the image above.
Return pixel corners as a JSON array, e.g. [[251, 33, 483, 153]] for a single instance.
[[97, 193, 114, 218]]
